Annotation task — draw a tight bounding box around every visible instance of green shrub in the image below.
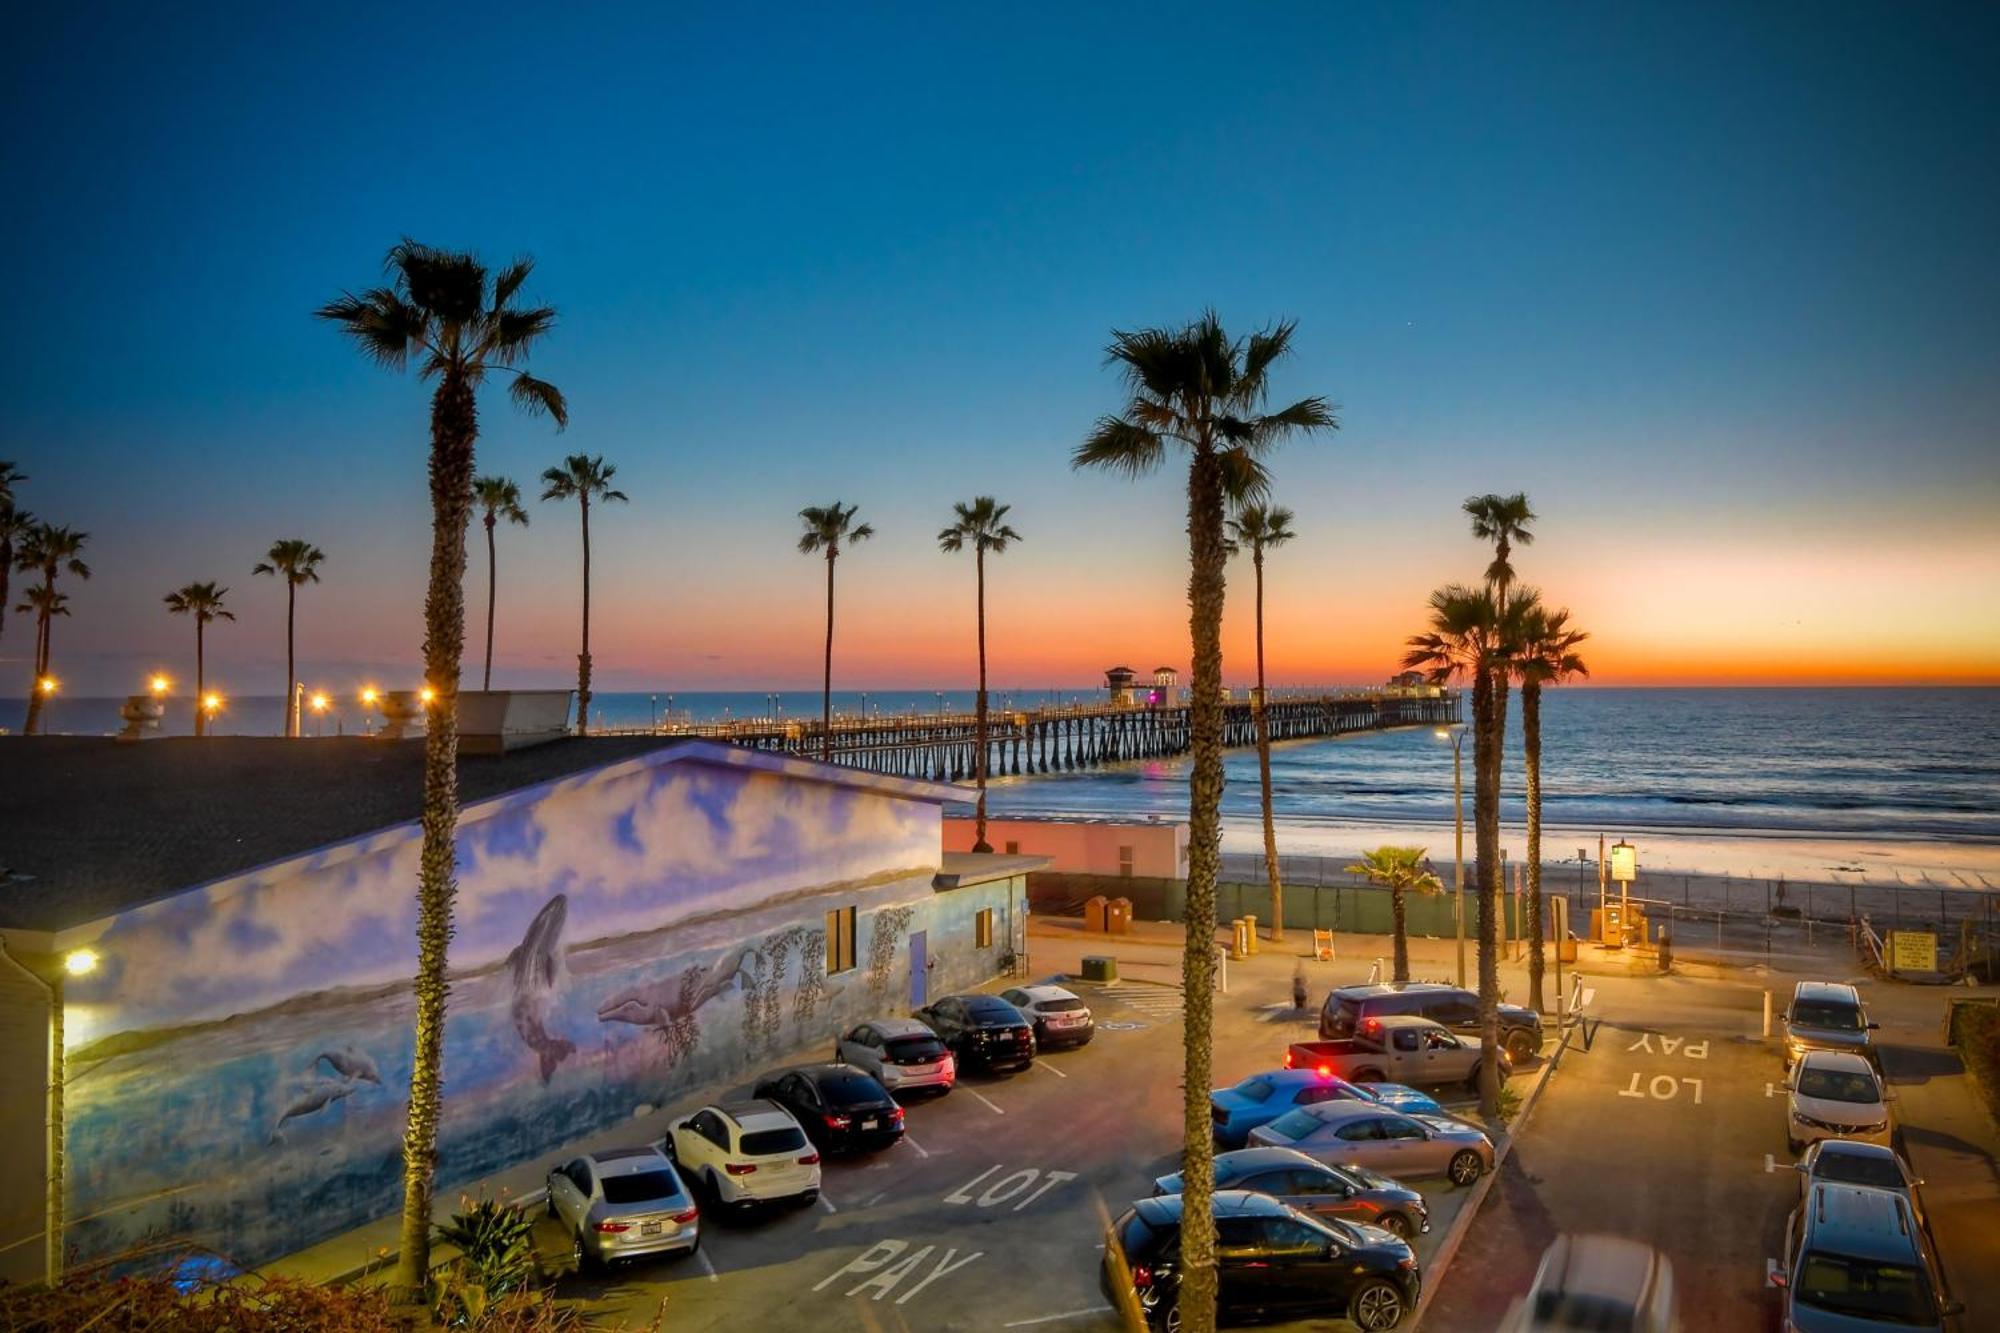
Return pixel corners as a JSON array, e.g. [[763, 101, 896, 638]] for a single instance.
[[435, 1198, 537, 1297]]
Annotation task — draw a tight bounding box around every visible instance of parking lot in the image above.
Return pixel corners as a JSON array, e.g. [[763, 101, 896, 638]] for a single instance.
[[537, 956, 1508, 1332]]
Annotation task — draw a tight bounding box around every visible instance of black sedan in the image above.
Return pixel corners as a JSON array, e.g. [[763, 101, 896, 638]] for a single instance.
[[751, 1064, 904, 1154], [1103, 1190, 1420, 1331], [916, 994, 1035, 1074]]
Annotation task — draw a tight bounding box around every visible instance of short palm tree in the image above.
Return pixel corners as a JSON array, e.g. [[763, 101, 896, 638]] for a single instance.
[[1346, 847, 1443, 983], [939, 497, 1021, 852], [164, 582, 235, 737], [540, 455, 625, 734], [252, 539, 326, 736], [320, 239, 566, 1291], [1516, 605, 1588, 1013], [798, 502, 873, 762], [1228, 502, 1296, 943], [1405, 582, 1537, 1119], [16, 522, 90, 735], [1073, 312, 1334, 1333], [0, 461, 27, 654], [473, 476, 530, 691]]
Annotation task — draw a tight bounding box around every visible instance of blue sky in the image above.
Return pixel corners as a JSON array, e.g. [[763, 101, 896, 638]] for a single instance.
[[5, 3, 1997, 694]]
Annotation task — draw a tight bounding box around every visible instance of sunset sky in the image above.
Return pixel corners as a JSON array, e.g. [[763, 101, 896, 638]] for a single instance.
[[5, 4, 1996, 697]]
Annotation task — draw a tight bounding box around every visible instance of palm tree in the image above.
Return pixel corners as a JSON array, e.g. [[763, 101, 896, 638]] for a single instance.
[[164, 582, 235, 738], [473, 477, 530, 691], [252, 539, 326, 737], [1405, 582, 1538, 1118], [1228, 502, 1296, 943], [0, 461, 27, 654], [320, 239, 566, 1290], [1346, 846, 1443, 983], [938, 498, 1021, 852], [1073, 312, 1334, 1333], [1463, 492, 1535, 618], [540, 455, 625, 734], [1516, 605, 1589, 1013], [798, 502, 874, 762], [16, 522, 90, 735]]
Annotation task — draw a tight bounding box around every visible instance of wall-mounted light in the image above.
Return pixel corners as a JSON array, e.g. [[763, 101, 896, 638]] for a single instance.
[[63, 948, 98, 977]]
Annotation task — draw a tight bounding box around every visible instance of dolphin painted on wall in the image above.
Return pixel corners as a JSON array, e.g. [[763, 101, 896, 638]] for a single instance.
[[506, 893, 577, 1083], [311, 1045, 382, 1084], [596, 942, 750, 1065], [268, 1075, 362, 1144]]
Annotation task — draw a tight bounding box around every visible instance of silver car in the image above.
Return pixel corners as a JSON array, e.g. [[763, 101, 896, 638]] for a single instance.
[[1153, 1145, 1431, 1241], [1795, 1139, 1925, 1231], [1498, 1233, 1679, 1332], [546, 1145, 698, 1271], [834, 1016, 957, 1094], [1247, 1099, 1494, 1187], [1001, 984, 1095, 1049]]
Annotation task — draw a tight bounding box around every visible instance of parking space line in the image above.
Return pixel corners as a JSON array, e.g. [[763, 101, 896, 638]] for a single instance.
[[1034, 1059, 1068, 1078], [819, 1193, 838, 1214], [1002, 1307, 1114, 1327], [968, 1089, 1006, 1115], [1764, 1153, 1776, 1173], [696, 1247, 719, 1283], [904, 1133, 930, 1158]]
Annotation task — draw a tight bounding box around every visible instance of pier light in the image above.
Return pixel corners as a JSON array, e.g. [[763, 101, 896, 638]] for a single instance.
[[360, 686, 380, 706], [202, 692, 223, 713], [37, 675, 57, 695], [309, 691, 330, 713], [63, 948, 99, 977], [149, 674, 171, 696]]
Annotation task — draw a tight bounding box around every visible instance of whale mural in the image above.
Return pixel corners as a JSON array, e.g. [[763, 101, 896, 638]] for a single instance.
[[506, 894, 577, 1082]]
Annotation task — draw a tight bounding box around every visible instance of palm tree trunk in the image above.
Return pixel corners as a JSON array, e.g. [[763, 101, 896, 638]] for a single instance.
[[195, 621, 206, 739], [285, 582, 297, 738], [821, 550, 835, 762], [482, 513, 497, 692], [0, 536, 11, 652], [576, 497, 592, 735], [1176, 448, 1227, 1333], [1472, 661, 1502, 1118], [393, 367, 477, 1294], [972, 546, 991, 852], [1391, 885, 1409, 982], [22, 607, 50, 735], [1254, 549, 1283, 942], [1524, 680, 1545, 1012]]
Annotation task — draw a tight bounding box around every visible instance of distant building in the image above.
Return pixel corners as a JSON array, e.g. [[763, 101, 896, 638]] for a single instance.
[[1104, 665, 1138, 706], [1149, 666, 1180, 706], [1385, 669, 1444, 698]]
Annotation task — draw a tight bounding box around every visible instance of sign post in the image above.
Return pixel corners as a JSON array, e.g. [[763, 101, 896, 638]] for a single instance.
[[1609, 840, 1638, 948]]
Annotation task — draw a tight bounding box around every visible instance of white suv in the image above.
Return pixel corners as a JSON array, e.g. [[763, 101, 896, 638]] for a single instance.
[[1787, 1050, 1891, 1153], [667, 1100, 821, 1209]]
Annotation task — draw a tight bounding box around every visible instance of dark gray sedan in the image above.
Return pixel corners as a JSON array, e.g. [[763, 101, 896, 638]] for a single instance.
[[1154, 1145, 1430, 1241]]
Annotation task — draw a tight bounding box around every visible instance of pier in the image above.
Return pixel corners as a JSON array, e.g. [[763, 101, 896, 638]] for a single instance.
[[646, 690, 1460, 782]]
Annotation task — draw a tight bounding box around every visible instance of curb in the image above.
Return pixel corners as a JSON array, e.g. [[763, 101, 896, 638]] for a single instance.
[[1408, 1021, 1576, 1331]]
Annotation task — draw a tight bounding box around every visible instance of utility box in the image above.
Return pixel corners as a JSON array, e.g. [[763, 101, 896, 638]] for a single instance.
[[1107, 898, 1133, 935], [1084, 895, 1110, 932], [1080, 955, 1119, 983]]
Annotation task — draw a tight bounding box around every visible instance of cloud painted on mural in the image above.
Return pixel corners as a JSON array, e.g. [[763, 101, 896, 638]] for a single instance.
[[68, 757, 941, 1037]]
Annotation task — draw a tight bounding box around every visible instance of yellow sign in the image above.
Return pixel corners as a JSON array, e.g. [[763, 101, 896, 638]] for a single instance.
[[1891, 931, 1937, 973], [1609, 841, 1638, 884]]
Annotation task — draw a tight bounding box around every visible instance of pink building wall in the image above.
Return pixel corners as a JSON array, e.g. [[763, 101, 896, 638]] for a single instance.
[[943, 815, 1187, 879]]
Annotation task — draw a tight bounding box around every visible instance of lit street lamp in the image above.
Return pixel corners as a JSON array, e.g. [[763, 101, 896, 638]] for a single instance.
[[309, 691, 331, 737], [1436, 726, 1468, 987]]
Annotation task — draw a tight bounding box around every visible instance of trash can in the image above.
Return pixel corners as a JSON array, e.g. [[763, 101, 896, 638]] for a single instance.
[[1084, 895, 1109, 933], [1107, 897, 1133, 935], [1080, 954, 1119, 983], [1231, 918, 1250, 960]]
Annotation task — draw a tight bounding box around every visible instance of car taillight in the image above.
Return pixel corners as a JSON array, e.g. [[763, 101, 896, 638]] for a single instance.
[[1282, 1050, 1296, 1068], [798, 1152, 821, 1165], [891, 1106, 905, 1123], [1398, 1255, 1417, 1270], [725, 1162, 757, 1175], [1132, 1264, 1153, 1289], [825, 1113, 852, 1129], [594, 1221, 630, 1233], [671, 1208, 698, 1224], [1317, 1065, 1333, 1077]]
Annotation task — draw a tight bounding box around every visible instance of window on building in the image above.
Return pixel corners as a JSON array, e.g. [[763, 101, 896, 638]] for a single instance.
[[826, 906, 857, 974], [1004, 840, 1020, 855], [1119, 845, 1135, 878], [975, 907, 994, 949]]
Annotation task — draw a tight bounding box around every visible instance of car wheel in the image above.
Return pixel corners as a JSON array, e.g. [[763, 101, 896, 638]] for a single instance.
[[572, 1230, 599, 1276], [1350, 1277, 1406, 1331], [1505, 1029, 1538, 1063], [1375, 1211, 1415, 1240], [1448, 1149, 1484, 1186]]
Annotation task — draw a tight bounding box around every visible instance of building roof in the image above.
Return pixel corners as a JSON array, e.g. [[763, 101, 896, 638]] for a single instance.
[[0, 736, 966, 935], [935, 851, 1050, 889]]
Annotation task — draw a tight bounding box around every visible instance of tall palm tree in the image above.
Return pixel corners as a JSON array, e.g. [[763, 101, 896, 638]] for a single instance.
[[540, 455, 626, 734], [252, 539, 326, 737], [1227, 502, 1296, 943], [798, 502, 873, 762], [1073, 312, 1334, 1333], [1463, 492, 1535, 619], [320, 239, 566, 1290], [473, 476, 530, 691], [1405, 582, 1538, 1118], [164, 582, 235, 738], [1346, 846, 1443, 983], [939, 497, 1021, 852], [16, 522, 90, 735], [1516, 605, 1589, 1013], [0, 461, 27, 655]]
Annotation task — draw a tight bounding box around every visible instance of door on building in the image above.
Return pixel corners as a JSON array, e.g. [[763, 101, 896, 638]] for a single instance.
[[909, 930, 928, 1009]]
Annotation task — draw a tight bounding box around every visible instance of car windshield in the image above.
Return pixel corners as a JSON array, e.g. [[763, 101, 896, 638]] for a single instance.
[[966, 999, 1018, 1021], [740, 1126, 808, 1155], [1035, 997, 1087, 1012], [1794, 1254, 1936, 1324], [1793, 1000, 1863, 1031], [819, 1073, 887, 1107], [1797, 1067, 1880, 1104], [1230, 1077, 1275, 1104], [1266, 1109, 1320, 1140], [886, 1036, 945, 1061], [600, 1170, 682, 1205], [1813, 1153, 1905, 1190]]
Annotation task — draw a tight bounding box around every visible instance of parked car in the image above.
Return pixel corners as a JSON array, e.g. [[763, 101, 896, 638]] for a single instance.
[[1153, 1146, 1431, 1241], [1102, 1190, 1420, 1331], [1000, 984, 1095, 1049], [752, 1064, 905, 1154], [1286, 1015, 1511, 1091], [1777, 1181, 1961, 1329], [1787, 1050, 1891, 1153], [834, 1017, 957, 1095], [665, 1100, 821, 1209], [916, 993, 1035, 1073], [1496, 1233, 1679, 1332], [1210, 1069, 1445, 1148], [545, 1146, 699, 1272], [1248, 1100, 1494, 1187], [1783, 981, 1877, 1070], [1794, 1140, 1926, 1230], [1321, 981, 1544, 1064]]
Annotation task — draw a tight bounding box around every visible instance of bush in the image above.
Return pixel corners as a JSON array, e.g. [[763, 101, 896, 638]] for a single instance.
[[0, 1265, 408, 1332], [1952, 1002, 2000, 1125], [435, 1198, 537, 1296]]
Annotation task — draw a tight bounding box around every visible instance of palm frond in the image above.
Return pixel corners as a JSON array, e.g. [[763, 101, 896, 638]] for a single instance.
[[491, 257, 534, 312], [1073, 417, 1165, 478], [1231, 319, 1298, 408], [485, 307, 559, 365], [509, 372, 569, 429]]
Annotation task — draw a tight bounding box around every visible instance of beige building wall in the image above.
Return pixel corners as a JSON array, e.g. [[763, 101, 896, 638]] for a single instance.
[[0, 950, 50, 1285], [943, 815, 1187, 879]]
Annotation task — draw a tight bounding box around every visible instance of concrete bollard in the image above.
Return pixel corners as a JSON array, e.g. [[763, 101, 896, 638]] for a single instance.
[[1244, 914, 1258, 954], [1763, 989, 1773, 1039]]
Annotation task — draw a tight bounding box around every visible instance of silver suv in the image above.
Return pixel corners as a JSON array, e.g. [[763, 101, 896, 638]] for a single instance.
[[1783, 981, 1877, 1069]]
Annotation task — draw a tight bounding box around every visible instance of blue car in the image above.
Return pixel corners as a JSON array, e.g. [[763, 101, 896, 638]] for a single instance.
[[1210, 1069, 1445, 1148]]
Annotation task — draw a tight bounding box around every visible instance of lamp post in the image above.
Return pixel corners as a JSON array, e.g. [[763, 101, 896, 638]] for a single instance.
[[202, 692, 224, 733], [360, 686, 380, 737], [0, 941, 99, 1285], [309, 691, 331, 737], [1436, 726, 1468, 987]]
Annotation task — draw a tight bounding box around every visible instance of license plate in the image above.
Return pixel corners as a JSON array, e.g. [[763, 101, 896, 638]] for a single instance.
[[640, 1221, 662, 1236], [861, 1118, 878, 1130]]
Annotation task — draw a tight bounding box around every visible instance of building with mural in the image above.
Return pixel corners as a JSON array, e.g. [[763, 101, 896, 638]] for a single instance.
[[0, 736, 1032, 1278]]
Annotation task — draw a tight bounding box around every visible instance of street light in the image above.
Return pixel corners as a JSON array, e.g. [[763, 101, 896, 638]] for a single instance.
[[1436, 726, 1468, 987], [149, 674, 170, 697]]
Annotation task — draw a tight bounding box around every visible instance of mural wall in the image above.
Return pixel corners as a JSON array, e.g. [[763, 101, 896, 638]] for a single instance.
[[56, 751, 1014, 1268]]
